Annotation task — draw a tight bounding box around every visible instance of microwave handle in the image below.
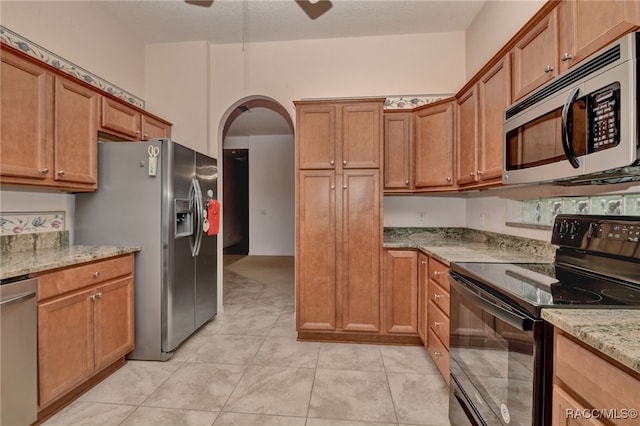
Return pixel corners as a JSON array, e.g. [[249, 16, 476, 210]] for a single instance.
[[561, 87, 581, 169]]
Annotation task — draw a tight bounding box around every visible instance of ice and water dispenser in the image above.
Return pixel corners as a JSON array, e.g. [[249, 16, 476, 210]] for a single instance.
[[175, 198, 192, 237]]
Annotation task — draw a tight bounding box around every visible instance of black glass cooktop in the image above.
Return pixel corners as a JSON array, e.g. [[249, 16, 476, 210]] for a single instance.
[[450, 261, 640, 317]]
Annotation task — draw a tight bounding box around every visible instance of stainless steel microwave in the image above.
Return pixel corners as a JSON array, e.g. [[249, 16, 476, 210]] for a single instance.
[[503, 32, 640, 185]]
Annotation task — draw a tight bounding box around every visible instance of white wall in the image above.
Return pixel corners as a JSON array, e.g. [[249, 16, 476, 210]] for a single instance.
[[145, 41, 210, 155], [1, 1, 146, 98], [211, 31, 467, 156], [383, 196, 466, 228], [464, 0, 546, 79], [248, 135, 295, 256]]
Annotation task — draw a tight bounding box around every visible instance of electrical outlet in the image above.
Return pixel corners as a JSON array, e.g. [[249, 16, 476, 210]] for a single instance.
[[418, 212, 426, 224]]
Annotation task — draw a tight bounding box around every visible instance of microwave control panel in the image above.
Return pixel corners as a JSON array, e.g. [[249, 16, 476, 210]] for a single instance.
[[587, 82, 620, 152]]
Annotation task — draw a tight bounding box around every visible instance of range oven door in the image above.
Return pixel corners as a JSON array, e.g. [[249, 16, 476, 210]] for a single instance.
[[448, 272, 547, 426]]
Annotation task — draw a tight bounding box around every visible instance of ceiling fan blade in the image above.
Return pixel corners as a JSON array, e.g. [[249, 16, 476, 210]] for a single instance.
[[295, 0, 333, 20], [185, 0, 214, 7]]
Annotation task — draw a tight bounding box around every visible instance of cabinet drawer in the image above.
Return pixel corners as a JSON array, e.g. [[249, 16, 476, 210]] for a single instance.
[[554, 331, 640, 420], [428, 257, 449, 290], [428, 279, 450, 317], [427, 327, 450, 385], [428, 300, 449, 349], [37, 254, 134, 300]]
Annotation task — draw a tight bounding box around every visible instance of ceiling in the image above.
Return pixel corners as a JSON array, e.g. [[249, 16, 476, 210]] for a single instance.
[[92, 0, 486, 137]]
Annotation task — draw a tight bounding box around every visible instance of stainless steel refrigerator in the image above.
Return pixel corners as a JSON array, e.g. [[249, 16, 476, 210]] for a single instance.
[[75, 139, 218, 361]]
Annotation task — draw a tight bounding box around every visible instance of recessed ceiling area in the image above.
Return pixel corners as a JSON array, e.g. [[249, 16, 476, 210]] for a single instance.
[[91, 0, 486, 45]]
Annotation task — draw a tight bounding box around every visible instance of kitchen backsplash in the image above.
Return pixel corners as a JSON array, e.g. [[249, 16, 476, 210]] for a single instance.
[[521, 193, 640, 227], [0, 211, 65, 235]]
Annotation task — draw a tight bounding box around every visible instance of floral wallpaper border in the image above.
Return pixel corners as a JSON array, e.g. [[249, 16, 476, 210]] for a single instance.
[[0, 212, 66, 236], [384, 95, 452, 110], [0, 26, 145, 109]]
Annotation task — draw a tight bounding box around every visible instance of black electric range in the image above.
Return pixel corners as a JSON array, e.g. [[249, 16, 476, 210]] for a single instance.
[[450, 214, 640, 318]]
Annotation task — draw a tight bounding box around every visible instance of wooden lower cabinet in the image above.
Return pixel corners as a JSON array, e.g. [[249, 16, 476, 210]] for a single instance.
[[36, 254, 134, 412], [384, 250, 418, 334], [417, 252, 429, 344], [552, 329, 640, 426], [426, 257, 451, 384]]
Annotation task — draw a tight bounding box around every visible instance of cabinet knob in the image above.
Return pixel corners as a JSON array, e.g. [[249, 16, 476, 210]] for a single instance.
[[40, 168, 49, 175], [434, 351, 443, 357], [330, 160, 335, 166], [343, 160, 347, 165], [343, 185, 347, 190], [434, 271, 441, 277], [93, 271, 100, 278], [561, 53, 572, 62], [469, 171, 476, 177], [477, 170, 483, 176], [144, 133, 148, 138], [434, 321, 442, 327], [446, 177, 452, 182], [434, 293, 443, 300], [57, 170, 65, 176], [90, 292, 103, 301], [421, 261, 427, 265], [330, 185, 335, 190], [405, 180, 409, 185], [544, 65, 554, 73], [135, 130, 141, 135]]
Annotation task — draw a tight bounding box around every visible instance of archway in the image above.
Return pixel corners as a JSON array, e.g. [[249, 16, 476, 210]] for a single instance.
[[218, 96, 295, 256]]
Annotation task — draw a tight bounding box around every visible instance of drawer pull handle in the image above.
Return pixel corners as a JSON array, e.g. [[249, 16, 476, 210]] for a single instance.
[[93, 271, 100, 278]]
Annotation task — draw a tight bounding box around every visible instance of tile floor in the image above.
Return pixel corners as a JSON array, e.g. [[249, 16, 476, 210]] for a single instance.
[[43, 255, 451, 426]]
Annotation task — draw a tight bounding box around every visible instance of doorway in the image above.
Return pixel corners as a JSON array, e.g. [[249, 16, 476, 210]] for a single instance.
[[223, 149, 249, 254]]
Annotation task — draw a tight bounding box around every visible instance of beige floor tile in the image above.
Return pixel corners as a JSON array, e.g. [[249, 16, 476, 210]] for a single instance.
[[252, 335, 320, 368], [79, 361, 181, 405], [268, 313, 297, 337], [217, 312, 280, 336], [213, 412, 306, 425], [143, 363, 245, 411], [308, 369, 397, 423], [42, 402, 135, 426], [387, 373, 450, 425], [381, 345, 441, 374], [224, 365, 315, 417], [189, 334, 265, 365], [306, 419, 398, 426], [317, 343, 384, 371], [120, 407, 219, 426]]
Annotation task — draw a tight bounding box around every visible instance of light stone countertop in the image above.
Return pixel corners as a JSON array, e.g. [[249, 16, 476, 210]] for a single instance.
[[1, 245, 140, 280], [542, 309, 640, 374]]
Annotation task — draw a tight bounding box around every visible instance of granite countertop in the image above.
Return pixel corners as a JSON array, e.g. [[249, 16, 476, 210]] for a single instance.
[[383, 227, 556, 265], [542, 309, 640, 374], [1, 230, 140, 280]]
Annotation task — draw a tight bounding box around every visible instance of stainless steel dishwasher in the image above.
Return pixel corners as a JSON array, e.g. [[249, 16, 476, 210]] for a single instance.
[[1, 275, 38, 426]]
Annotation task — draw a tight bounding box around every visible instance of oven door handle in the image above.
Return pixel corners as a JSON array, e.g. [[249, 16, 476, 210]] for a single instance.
[[449, 274, 534, 332], [561, 87, 581, 169]]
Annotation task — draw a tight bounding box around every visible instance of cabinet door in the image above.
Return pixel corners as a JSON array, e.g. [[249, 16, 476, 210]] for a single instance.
[[100, 96, 141, 139], [384, 112, 412, 190], [94, 277, 134, 371], [341, 170, 381, 332], [478, 55, 511, 184], [38, 289, 94, 408], [0, 51, 50, 181], [414, 100, 455, 189], [342, 102, 382, 169], [512, 9, 559, 100], [552, 386, 605, 426], [559, 0, 640, 71], [142, 114, 172, 140], [384, 250, 418, 334], [456, 87, 478, 186], [297, 104, 337, 169], [54, 76, 98, 187], [417, 253, 429, 344], [296, 171, 337, 331]]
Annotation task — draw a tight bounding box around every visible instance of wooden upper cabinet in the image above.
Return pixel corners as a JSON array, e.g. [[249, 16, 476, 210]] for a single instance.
[[413, 99, 456, 190], [100, 97, 141, 139], [384, 112, 412, 190], [142, 114, 172, 140], [478, 55, 511, 184], [512, 8, 559, 101], [558, 0, 640, 71], [296, 103, 337, 169], [341, 169, 381, 332], [54, 76, 98, 187], [0, 50, 50, 181], [456, 87, 478, 186], [341, 102, 382, 169]]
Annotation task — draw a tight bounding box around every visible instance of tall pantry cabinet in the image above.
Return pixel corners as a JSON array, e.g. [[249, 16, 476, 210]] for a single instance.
[[295, 98, 384, 340]]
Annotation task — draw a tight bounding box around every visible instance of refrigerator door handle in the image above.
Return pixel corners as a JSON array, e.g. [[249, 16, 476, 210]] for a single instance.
[[190, 178, 205, 257]]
